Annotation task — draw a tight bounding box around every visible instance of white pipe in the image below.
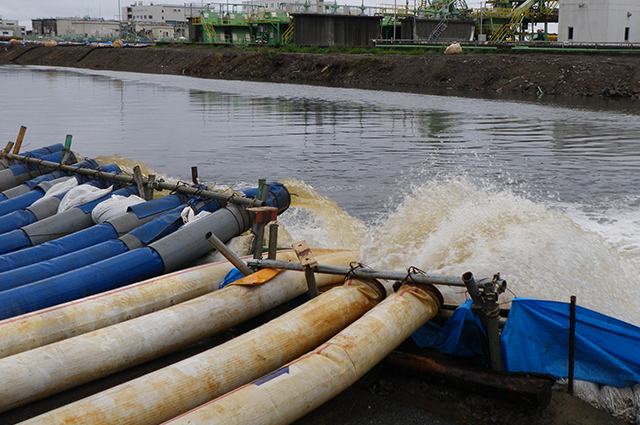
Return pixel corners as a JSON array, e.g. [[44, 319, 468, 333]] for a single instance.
[[164, 283, 441, 425], [0, 249, 351, 359], [0, 250, 358, 413], [20, 278, 381, 425]]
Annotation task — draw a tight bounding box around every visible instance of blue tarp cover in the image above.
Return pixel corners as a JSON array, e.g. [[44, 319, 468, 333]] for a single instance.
[[128, 205, 188, 245], [221, 268, 245, 288], [8, 171, 63, 191], [128, 198, 223, 245], [127, 194, 185, 219], [412, 297, 640, 388], [242, 182, 290, 214], [0, 224, 119, 274], [0, 210, 38, 236], [0, 247, 165, 320], [0, 229, 31, 255], [19, 144, 65, 158], [0, 189, 44, 217], [502, 298, 640, 387], [411, 299, 488, 365], [0, 239, 128, 292]]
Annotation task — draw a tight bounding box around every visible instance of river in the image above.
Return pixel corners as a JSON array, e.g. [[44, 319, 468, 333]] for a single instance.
[[1, 65, 640, 326]]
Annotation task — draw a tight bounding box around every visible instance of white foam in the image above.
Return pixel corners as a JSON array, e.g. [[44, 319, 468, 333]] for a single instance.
[[358, 176, 640, 326]]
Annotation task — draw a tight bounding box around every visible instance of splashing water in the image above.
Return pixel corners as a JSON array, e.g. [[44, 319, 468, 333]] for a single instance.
[[277, 179, 367, 250], [358, 177, 640, 326]]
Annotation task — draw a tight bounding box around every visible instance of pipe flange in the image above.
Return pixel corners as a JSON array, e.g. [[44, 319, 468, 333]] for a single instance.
[[357, 277, 387, 302], [406, 281, 444, 308]]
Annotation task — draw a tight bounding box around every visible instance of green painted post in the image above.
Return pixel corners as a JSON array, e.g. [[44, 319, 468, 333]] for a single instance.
[[64, 134, 73, 151]]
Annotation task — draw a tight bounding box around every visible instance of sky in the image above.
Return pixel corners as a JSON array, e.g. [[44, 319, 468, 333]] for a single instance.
[[2, 0, 484, 30]]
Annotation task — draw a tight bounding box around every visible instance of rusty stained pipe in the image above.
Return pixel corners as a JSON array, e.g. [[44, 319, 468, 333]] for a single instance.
[[0, 250, 356, 360], [0, 252, 360, 414], [163, 282, 442, 425], [21, 278, 383, 425], [385, 351, 554, 409]]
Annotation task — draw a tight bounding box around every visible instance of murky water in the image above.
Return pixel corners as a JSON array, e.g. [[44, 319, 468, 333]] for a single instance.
[[2, 65, 640, 325]]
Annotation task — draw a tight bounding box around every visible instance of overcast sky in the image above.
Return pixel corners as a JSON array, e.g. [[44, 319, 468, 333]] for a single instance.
[[2, 0, 483, 30]]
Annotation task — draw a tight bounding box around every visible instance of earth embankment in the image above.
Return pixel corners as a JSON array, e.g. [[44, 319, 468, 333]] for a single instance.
[[1, 43, 640, 99]]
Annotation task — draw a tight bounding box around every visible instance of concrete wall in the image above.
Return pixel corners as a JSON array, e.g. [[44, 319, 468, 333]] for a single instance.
[[292, 14, 381, 47], [55, 19, 120, 39], [559, 0, 640, 42], [400, 18, 475, 41]]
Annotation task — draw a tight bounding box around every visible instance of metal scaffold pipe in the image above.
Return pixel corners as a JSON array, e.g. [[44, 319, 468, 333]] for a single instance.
[[0, 151, 263, 208], [246, 258, 466, 287]]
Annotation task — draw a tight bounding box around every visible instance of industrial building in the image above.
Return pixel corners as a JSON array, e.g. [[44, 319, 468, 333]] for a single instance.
[[31, 18, 120, 40], [0, 16, 25, 38], [293, 14, 382, 46], [558, 0, 640, 43], [122, 2, 206, 38]]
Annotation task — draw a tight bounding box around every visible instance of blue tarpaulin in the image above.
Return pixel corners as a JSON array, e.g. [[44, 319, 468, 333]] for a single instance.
[[0, 248, 165, 320], [502, 298, 640, 387], [0, 239, 129, 292], [221, 268, 246, 288], [411, 299, 487, 365], [411, 297, 640, 388], [0, 190, 45, 217], [0, 224, 120, 274]]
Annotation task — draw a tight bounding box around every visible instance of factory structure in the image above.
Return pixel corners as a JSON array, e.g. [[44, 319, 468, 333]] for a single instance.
[[0, 16, 25, 38], [189, 0, 557, 45], [18, 0, 640, 45]]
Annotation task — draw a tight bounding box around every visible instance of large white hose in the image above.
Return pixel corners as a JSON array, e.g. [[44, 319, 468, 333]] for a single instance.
[[164, 283, 441, 425], [0, 249, 349, 359], [0, 250, 358, 413], [20, 278, 382, 425]]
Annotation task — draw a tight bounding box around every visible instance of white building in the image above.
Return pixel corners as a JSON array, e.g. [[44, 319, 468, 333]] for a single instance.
[[558, 0, 640, 43], [122, 2, 206, 39], [0, 15, 25, 37], [123, 2, 204, 23]]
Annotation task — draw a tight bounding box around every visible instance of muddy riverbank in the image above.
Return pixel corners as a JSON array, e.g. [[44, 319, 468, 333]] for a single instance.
[[2, 43, 640, 99]]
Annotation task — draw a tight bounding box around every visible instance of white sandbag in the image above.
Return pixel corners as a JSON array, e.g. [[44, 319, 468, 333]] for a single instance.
[[572, 380, 602, 408], [91, 194, 146, 224], [30, 177, 78, 208], [58, 185, 113, 213], [181, 206, 212, 227], [633, 384, 640, 424], [601, 385, 637, 423], [444, 43, 462, 55], [572, 380, 640, 424]]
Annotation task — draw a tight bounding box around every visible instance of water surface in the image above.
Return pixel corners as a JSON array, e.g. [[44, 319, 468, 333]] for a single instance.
[[2, 65, 640, 324]]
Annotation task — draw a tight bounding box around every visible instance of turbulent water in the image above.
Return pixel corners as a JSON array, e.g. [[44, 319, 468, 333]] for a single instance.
[[2, 65, 640, 326]]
